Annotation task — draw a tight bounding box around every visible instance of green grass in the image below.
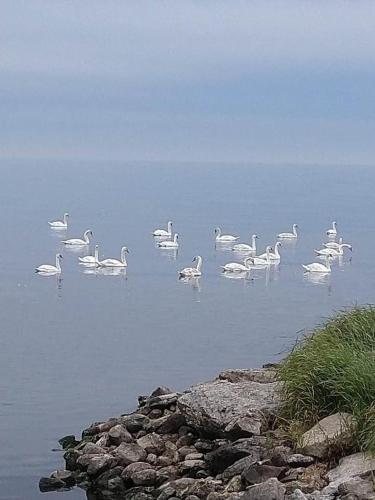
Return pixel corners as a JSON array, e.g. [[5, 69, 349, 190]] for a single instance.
[[277, 306, 375, 454]]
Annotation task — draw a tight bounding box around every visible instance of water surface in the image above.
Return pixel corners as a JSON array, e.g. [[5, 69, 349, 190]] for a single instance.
[[0, 161, 374, 499]]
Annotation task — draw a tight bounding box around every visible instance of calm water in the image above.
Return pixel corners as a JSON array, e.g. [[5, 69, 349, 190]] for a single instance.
[[0, 161, 374, 500]]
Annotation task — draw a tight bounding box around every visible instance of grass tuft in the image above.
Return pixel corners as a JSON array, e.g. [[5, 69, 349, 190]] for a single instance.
[[277, 306, 375, 454]]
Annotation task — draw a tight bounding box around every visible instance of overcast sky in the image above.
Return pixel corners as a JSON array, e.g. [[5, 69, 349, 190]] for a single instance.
[[1, 1, 375, 164]]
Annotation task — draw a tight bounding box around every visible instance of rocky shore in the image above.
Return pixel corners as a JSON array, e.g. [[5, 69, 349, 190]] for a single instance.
[[40, 367, 375, 499]]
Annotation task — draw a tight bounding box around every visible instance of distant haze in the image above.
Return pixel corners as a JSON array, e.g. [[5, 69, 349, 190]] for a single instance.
[[1, 1, 375, 164]]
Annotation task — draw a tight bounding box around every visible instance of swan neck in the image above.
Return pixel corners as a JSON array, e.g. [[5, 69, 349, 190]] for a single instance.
[[252, 235, 257, 249], [167, 221, 172, 233], [121, 249, 127, 265], [293, 226, 297, 236], [84, 231, 90, 243], [196, 257, 202, 271]]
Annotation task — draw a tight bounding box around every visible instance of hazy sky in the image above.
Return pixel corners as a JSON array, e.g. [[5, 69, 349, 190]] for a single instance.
[[1, 1, 375, 164]]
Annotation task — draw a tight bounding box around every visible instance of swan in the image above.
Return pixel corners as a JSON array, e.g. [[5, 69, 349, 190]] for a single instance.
[[315, 243, 352, 257], [303, 255, 332, 274], [326, 221, 337, 236], [79, 245, 99, 265], [153, 221, 173, 237], [62, 229, 92, 246], [278, 224, 298, 239], [157, 233, 179, 248], [221, 257, 253, 272], [179, 256, 202, 277], [215, 227, 239, 242], [36, 253, 63, 274], [232, 234, 258, 253], [97, 246, 129, 268], [49, 213, 69, 228], [323, 237, 344, 249], [249, 246, 273, 266], [257, 241, 281, 261]]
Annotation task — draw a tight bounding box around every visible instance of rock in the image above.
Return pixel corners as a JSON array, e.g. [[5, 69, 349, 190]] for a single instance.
[[222, 454, 261, 480], [79, 453, 118, 476], [299, 413, 355, 458], [147, 453, 158, 465], [185, 453, 204, 461], [158, 465, 180, 481], [178, 378, 279, 437], [287, 455, 315, 468], [324, 452, 375, 495], [121, 413, 150, 433], [242, 477, 286, 499], [176, 433, 195, 448], [81, 442, 106, 455], [122, 462, 153, 481], [179, 425, 195, 436], [179, 459, 206, 475], [242, 463, 286, 485], [195, 439, 216, 453], [157, 456, 174, 467], [225, 416, 262, 437], [132, 468, 158, 486], [95, 466, 124, 490], [225, 475, 243, 492], [270, 446, 293, 467], [58, 435, 79, 450], [151, 386, 174, 397], [205, 444, 250, 474], [149, 409, 163, 419], [50, 469, 76, 487], [108, 424, 134, 445], [83, 418, 119, 436], [287, 490, 308, 499], [218, 368, 276, 384], [39, 477, 66, 492], [154, 412, 186, 434], [281, 468, 305, 483], [157, 486, 176, 500], [143, 393, 180, 410], [233, 437, 267, 453], [64, 449, 80, 470], [96, 433, 110, 448], [121, 486, 155, 499], [337, 476, 375, 499], [184, 478, 222, 498], [114, 442, 148, 466], [137, 432, 165, 455]]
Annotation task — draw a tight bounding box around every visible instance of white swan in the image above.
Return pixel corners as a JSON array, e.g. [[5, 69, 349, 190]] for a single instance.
[[179, 256, 202, 277], [221, 257, 253, 272], [79, 245, 99, 265], [303, 255, 332, 274], [249, 246, 273, 266], [153, 221, 173, 237], [278, 224, 298, 239], [323, 237, 344, 249], [36, 253, 63, 274], [49, 213, 69, 228], [315, 243, 352, 257], [157, 233, 179, 248], [215, 227, 239, 242], [232, 234, 258, 253], [257, 241, 281, 261], [63, 229, 92, 246], [326, 221, 337, 236], [97, 246, 129, 268]]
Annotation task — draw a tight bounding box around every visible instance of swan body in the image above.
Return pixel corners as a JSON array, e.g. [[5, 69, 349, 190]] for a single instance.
[[158, 233, 179, 248], [153, 221, 173, 237], [326, 221, 337, 236], [232, 234, 258, 253], [79, 245, 99, 265], [257, 241, 281, 261], [179, 256, 202, 277], [63, 229, 92, 246], [278, 224, 298, 239], [36, 253, 63, 274], [315, 243, 352, 257], [221, 257, 253, 272], [303, 256, 331, 273], [249, 246, 273, 266], [49, 213, 69, 228], [215, 227, 239, 242], [97, 246, 129, 268], [323, 237, 344, 249]]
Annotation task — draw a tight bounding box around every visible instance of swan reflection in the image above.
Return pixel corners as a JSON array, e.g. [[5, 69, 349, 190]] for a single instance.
[[222, 270, 253, 282], [179, 276, 201, 291]]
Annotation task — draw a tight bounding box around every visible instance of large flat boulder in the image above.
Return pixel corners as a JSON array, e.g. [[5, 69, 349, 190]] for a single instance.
[[298, 413, 355, 458], [323, 452, 375, 495], [178, 373, 280, 437]]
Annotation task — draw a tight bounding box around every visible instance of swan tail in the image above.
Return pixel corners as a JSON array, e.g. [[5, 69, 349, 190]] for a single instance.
[[302, 265, 309, 272]]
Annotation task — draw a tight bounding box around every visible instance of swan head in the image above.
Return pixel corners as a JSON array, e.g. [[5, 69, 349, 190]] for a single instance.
[[64, 213, 69, 217], [244, 257, 253, 266], [56, 253, 63, 260], [266, 245, 273, 252], [84, 229, 93, 237], [332, 221, 337, 227], [275, 242, 282, 248], [293, 224, 298, 229], [252, 234, 258, 239], [121, 246, 129, 254]]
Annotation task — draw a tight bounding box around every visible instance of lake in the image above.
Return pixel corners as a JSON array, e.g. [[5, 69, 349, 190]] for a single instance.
[[0, 160, 374, 499]]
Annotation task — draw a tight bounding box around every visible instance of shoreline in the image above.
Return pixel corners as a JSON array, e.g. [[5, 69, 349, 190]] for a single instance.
[[40, 366, 375, 500]]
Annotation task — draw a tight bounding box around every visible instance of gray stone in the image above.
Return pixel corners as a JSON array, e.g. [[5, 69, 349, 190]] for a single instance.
[[157, 486, 176, 500], [179, 459, 206, 474], [324, 452, 375, 495], [338, 476, 375, 499], [137, 432, 165, 455], [225, 475, 243, 493], [299, 413, 355, 458], [287, 490, 308, 500], [222, 455, 261, 480], [95, 466, 124, 489], [132, 468, 158, 486], [287, 454, 315, 468], [225, 416, 262, 437], [205, 444, 250, 474], [84, 453, 118, 476], [81, 441, 106, 454], [242, 477, 286, 499], [185, 453, 204, 461], [58, 435, 79, 450], [153, 412, 186, 434], [184, 478, 222, 498], [151, 386, 174, 397], [242, 463, 286, 485], [270, 446, 293, 467], [218, 368, 276, 384], [39, 477, 66, 492], [108, 424, 134, 445], [195, 439, 216, 452], [50, 469, 76, 487], [178, 378, 280, 437], [121, 413, 150, 433], [114, 442, 148, 466], [122, 462, 153, 481]]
